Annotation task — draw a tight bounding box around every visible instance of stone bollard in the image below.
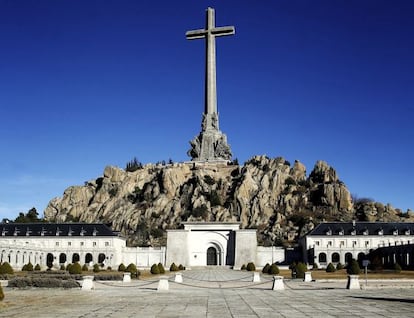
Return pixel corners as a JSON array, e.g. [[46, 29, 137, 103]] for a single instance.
[[346, 275, 360, 290], [123, 272, 131, 283], [252, 272, 261, 282], [272, 276, 284, 290], [157, 276, 169, 291], [82, 276, 94, 291], [304, 271, 312, 282], [174, 272, 183, 283]]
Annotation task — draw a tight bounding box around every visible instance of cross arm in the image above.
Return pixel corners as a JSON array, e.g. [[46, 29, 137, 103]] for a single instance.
[[186, 29, 207, 40], [211, 26, 235, 37]]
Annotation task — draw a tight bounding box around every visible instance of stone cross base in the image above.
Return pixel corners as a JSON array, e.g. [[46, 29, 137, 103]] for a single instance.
[[82, 276, 94, 291], [304, 272, 312, 282], [272, 276, 284, 290], [252, 272, 261, 282], [346, 275, 360, 289], [123, 272, 131, 283], [157, 276, 169, 291], [188, 129, 231, 161]]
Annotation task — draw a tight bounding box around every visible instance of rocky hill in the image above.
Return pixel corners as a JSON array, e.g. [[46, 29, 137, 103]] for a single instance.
[[44, 156, 413, 246]]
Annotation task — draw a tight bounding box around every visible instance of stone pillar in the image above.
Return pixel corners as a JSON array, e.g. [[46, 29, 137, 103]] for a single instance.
[[82, 276, 94, 291], [252, 272, 260, 282], [304, 272, 312, 282], [123, 272, 131, 283], [346, 275, 360, 289], [157, 276, 169, 291], [272, 276, 284, 290], [234, 230, 257, 270], [174, 273, 183, 283]]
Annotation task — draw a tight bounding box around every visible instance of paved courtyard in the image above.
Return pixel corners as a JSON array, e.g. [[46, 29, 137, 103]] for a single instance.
[[1, 268, 414, 317]]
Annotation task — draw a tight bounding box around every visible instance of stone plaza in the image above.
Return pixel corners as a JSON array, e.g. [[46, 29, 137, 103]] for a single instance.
[[2, 268, 414, 317]]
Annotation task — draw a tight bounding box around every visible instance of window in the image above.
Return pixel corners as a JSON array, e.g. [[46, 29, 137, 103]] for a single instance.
[[318, 253, 327, 263], [68, 242, 72, 247], [340, 241, 345, 247], [80, 242, 84, 247], [93, 242, 97, 247], [105, 242, 110, 247], [365, 241, 369, 246], [55, 242, 59, 246], [327, 241, 332, 247], [352, 241, 357, 247]]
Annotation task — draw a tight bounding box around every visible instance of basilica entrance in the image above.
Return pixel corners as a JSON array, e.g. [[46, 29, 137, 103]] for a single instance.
[[207, 246, 218, 265]]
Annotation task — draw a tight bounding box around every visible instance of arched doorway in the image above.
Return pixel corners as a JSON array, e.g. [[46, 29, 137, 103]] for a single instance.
[[59, 253, 67, 264], [46, 253, 54, 269], [207, 247, 218, 265], [345, 253, 353, 265], [85, 253, 93, 264], [72, 253, 80, 263]]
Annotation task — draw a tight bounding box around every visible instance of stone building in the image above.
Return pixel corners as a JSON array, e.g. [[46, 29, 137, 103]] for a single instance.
[[301, 221, 414, 268]]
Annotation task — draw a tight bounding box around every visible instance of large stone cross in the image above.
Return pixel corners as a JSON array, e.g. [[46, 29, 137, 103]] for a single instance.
[[186, 7, 235, 120], [186, 7, 234, 162]]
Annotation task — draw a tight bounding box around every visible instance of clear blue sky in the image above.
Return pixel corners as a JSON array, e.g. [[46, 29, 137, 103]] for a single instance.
[[1, 0, 413, 220]]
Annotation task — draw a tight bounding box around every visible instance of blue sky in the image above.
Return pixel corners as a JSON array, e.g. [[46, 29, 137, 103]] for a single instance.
[[0, 0, 413, 220]]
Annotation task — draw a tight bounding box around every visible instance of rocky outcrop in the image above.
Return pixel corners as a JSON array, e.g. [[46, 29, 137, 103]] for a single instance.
[[44, 156, 413, 246]]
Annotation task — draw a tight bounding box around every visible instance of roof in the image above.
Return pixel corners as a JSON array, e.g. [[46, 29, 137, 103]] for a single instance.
[[0, 223, 119, 237], [306, 222, 414, 236]]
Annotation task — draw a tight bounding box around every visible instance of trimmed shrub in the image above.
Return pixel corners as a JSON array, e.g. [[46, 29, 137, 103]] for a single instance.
[[0, 285, 4, 301], [118, 263, 126, 272], [0, 262, 14, 275], [347, 259, 361, 275], [8, 277, 80, 289], [326, 263, 336, 273], [68, 263, 82, 275], [34, 264, 41, 271], [170, 263, 179, 272], [150, 264, 160, 274], [178, 264, 185, 270], [93, 264, 100, 273], [24, 262, 33, 271], [262, 263, 270, 274], [394, 262, 402, 273], [246, 262, 256, 272], [240, 264, 246, 270], [126, 263, 139, 277], [336, 262, 344, 270], [295, 262, 307, 279], [312, 263, 319, 270], [157, 263, 165, 274], [269, 264, 280, 275], [93, 273, 122, 281], [82, 264, 89, 272], [60, 264, 66, 271]]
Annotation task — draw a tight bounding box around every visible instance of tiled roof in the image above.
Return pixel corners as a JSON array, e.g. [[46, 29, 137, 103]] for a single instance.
[[306, 222, 414, 236], [0, 223, 118, 237]]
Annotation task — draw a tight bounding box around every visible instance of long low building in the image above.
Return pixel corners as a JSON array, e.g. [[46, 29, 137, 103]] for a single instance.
[[0, 222, 285, 270], [301, 221, 414, 268]]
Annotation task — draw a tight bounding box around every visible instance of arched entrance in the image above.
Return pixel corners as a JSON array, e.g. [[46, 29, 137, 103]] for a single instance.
[[207, 247, 218, 265], [46, 253, 54, 269]]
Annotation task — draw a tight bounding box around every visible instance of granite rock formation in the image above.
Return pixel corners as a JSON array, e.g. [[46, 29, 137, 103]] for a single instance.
[[44, 156, 412, 246]]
